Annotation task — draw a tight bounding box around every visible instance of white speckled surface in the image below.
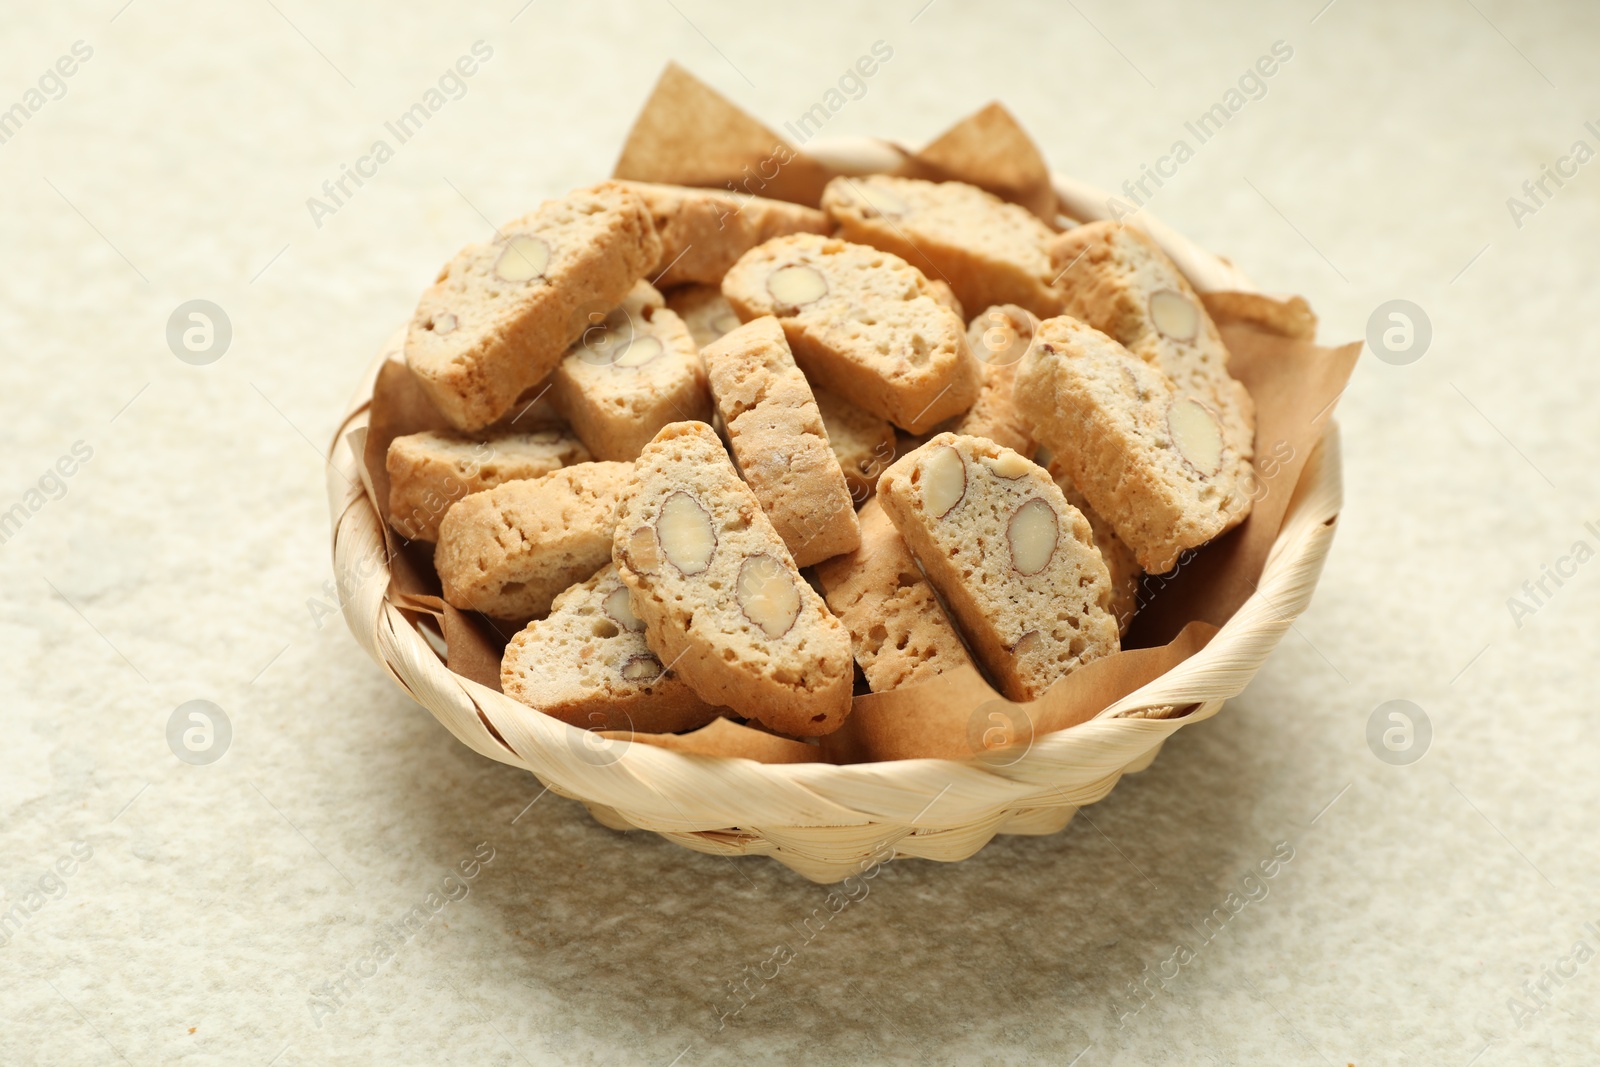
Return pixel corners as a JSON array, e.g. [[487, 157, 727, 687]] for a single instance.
[[4, 1, 1598, 1063]]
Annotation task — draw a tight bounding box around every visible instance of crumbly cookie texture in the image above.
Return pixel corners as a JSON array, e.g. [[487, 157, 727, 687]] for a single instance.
[[501, 563, 721, 733], [876, 433, 1119, 702], [813, 387, 897, 505], [926, 278, 965, 321], [1046, 220, 1255, 458], [813, 497, 971, 692], [956, 304, 1039, 456], [434, 461, 635, 621], [700, 316, 860, 567], [665, 285, 743, 350], [547, 280, 712, 461], [612, 422, 853, 736], [616, 181, 831, 288], [405, 182, 662, 430], [1046, 457, 1143, 634], [1012, 316, 1252, 574], [821, 175, 1063, 320], [386, 428, 590, 542], [720, 233, 981, 433]]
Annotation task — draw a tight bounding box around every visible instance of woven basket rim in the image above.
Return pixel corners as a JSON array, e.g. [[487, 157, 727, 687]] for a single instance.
[[326, 142, 1343, 842]]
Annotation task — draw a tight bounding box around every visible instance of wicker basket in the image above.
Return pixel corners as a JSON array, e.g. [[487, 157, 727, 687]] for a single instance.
[[326, 143, 1342, 883]]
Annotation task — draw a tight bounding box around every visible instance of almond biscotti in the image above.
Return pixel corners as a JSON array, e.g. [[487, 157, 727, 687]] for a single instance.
[[720, 233, 981, 433], [617, 181, 831, 288], [1046, 220, 1254, 456], [1046, 458, 1143, 634], [821, 176, 1063, 320], [876, 433, 1119, 702], [387, 428, 591, 542], [700, 316, 859, 567], [813, 387, 897, 504], [955, 304, 1038, 456], [612, 422, 853, 736], [434, 461, 634, 621], [665, 285, 742, 350], [547, 281, 711, 461], [501, 563, 721, 733], [405, 182, 662, 430], [813, 497, 971, 692], [1013, 316, 1251, 574]]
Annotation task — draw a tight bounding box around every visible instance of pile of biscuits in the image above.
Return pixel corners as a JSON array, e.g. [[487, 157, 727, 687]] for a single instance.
[[385, 175, 1255, 740]]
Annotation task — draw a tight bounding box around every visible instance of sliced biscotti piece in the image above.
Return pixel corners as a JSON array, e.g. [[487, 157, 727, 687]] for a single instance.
[[926, 278, 965, 321], [1046, 458, 1142, 634], [813, 497, 970, 692], [435, 461, 634, 621], [612, 422, 853, 736], [665, 285, 743, 350], [546, 281, 711, 461], [876, 433, 1119, 702], [617, 181, 831, 288], [386, 428, 590, 542], [956, 304, 1039, 456], [1013, 316, 1252, 574], [405, 182, 662, 430], [501, 563, 721, 733], [813, 387, 897, 505], [701, 317, 860, 566], [1046, 220, 1254, 456], [821, 176, 1063, 320], [720, 233, 980, 432]]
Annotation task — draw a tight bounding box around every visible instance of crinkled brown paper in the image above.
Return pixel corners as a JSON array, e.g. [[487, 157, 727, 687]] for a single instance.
[[356, 64, 1360, 766]]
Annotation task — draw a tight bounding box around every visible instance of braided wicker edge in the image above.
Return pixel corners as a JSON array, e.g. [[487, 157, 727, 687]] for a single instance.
[[326, 151, 1343, 882]]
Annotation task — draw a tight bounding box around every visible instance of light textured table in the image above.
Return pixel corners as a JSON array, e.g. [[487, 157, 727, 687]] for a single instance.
[[3, 2, 1596, 1064]]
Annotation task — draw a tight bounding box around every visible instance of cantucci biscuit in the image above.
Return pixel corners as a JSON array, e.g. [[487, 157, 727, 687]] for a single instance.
[[956, 304, 1038, 456], [501, 563, 721, 733], [876, 433, 1119, 702], [386, 428, 590, 542], [1046, 220, 1255, 456], [665, 285, 742, 350], [720, 233, 981, 433], [547, 280, 712, 461], [435, 461, 634, 621], [617, 181, 831, 288], [1046, 458, 1143, 634], [612, 422, 853, 736], [701, 316, 860, 567], [813, 387, 897, 505], [813, 497, 970, 692], [405, 182, 661, 430], [1013, 316, 1252, 574], [821, 176, 1063, 319]]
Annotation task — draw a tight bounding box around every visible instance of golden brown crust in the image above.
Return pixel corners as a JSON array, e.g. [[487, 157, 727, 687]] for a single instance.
[[1046, 458, 1143, 634], [1046, 220, 1254, 460], [720, 233, 981, 433], [700, 316, 860, 566], [434, 461, 635, 621], [547, 281, 712, 461], [612, 422, 853, 736], [501, 563, 721, 733], [405, 182, 662, 430], [822, 176, 1063, 319], [955, 304, 1038, 456], [618, 181, 830, 287], [813, 497, 970, 692], [877, 433, 1119, 702], [813, 387, 897, 505], [1012, 316, 1252, 573], [386, 428, 590, 542]]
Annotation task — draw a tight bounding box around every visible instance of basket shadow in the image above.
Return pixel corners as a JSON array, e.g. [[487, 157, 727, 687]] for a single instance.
[[375, 683, 1295, 1063]]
